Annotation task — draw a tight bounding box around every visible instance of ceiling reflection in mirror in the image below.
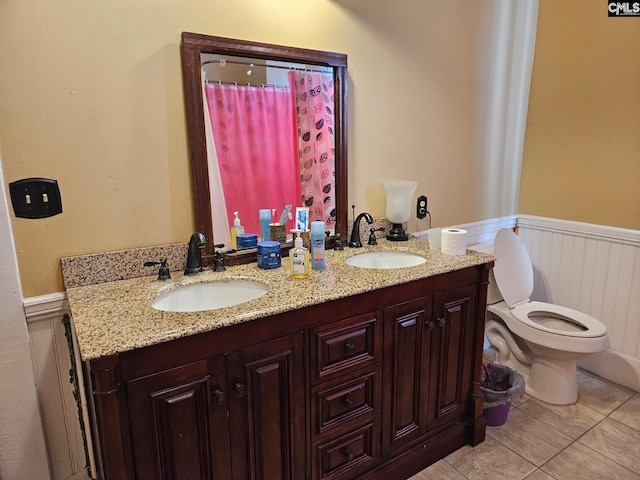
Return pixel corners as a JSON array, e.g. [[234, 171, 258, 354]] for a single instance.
[[181, 33, 348, 262]]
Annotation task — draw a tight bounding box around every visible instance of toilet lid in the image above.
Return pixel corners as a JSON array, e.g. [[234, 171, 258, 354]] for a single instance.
[[492, 228, 534, 308]]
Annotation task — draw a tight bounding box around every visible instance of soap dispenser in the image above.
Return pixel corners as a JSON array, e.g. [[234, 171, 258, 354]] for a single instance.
[[289, 229, 310, 279], [230, 211, 245, 249]]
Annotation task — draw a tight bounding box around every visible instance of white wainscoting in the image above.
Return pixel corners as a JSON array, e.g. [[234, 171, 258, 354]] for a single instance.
[[517, 215, 640, 392], [414, 214, 519, 246], [24, 293, 89, 480]]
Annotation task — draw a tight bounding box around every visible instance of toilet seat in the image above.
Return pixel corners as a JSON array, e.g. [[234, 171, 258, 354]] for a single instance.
[[510, 301, 607, 338], [492, 229, 606, 339]]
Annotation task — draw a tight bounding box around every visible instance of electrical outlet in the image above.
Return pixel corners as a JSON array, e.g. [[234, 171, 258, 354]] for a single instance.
[[9, 178, 63, 219], [416, 195, 428, 219]]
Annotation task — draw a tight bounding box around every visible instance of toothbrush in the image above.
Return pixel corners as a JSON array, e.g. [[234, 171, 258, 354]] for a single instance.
[[279, 205, 292, 225]]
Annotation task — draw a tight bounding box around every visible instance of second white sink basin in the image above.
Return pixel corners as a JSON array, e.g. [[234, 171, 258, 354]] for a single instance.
[[152, 280, 268, 312], [346, 251, 426, 269]]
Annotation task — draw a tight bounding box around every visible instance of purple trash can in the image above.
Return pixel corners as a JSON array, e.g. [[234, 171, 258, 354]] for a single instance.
[[483, 400, 511, 426], [481, 362, 524, 427]]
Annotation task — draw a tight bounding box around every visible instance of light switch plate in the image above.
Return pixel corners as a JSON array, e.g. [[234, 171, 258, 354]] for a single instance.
[[9, 178, 63, 219]]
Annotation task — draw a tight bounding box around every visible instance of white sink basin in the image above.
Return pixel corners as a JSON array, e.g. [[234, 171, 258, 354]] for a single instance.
[[152, 280, 268, 312], [346, 251, 426, 269]]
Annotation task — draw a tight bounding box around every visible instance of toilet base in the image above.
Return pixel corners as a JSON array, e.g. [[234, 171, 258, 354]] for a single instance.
[[485, 317, 580, 405], [527, 357, 578, 405]]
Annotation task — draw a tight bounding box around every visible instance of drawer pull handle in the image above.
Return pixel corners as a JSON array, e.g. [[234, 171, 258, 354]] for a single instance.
[[345, 343, 356, 355], [234, 383, 247, 398], [213, 390, 227, 405], [343, 396, 356, 410], [343, 449, 354, 462], [438, 317, 446, 328]]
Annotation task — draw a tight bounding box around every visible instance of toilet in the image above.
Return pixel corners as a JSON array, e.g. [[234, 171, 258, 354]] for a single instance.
[[478, 228, 609, 405]]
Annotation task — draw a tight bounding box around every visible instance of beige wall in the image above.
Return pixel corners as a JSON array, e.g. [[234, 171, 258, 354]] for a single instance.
[[520, 0, 640, 229], [1, 0, 524, 297]]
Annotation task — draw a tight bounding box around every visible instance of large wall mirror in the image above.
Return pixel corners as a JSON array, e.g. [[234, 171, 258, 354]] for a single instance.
[[181, 32, 348, 263]]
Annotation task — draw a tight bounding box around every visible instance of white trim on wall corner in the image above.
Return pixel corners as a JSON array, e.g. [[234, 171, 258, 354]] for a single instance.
[[517, 214, 640, 246], [24, 292, 88, 480], [24, 292, 69, 322]]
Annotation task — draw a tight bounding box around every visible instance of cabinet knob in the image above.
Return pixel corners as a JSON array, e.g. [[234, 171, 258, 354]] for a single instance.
[[425, 320, 435, 331], [438, 317, 446, 328], [343, 395, 356, 410], [345, 343, 356, 355], [343, 449, 354, 462], [213, 389, 227, 405], [234, 383, 247, 398]]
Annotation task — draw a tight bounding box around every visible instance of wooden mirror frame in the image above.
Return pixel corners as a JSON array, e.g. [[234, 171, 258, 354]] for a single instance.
[[181, 32, 348, 264]]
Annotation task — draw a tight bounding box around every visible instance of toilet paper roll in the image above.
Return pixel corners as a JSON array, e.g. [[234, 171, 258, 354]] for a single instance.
[[441, 228, 468, 256]]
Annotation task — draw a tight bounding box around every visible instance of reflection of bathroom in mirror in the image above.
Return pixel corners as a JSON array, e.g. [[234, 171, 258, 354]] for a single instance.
[[181, 32, 348, 262]]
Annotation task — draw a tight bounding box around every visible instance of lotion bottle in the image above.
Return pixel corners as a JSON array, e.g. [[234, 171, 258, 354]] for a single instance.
[[310, 220, 325, 270], [289, 229, 310, 278], [230, 211, 244, 249]]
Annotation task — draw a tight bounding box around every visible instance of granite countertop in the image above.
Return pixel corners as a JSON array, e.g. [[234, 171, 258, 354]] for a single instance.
[[66, 237, 494, 360]]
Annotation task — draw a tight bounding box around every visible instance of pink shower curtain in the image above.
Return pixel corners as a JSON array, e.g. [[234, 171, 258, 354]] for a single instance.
[[288, 71, 336, 228], [205, 83, 300, 238]]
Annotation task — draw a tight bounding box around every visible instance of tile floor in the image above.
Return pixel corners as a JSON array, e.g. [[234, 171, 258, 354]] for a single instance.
[[410, 369, 640, 480]]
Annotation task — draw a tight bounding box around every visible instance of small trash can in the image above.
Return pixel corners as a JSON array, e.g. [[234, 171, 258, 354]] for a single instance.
[[480, 362, 525, 426]]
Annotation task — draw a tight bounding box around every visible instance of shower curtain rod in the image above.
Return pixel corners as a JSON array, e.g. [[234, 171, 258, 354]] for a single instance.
[[201, 58, 330, 73], [204, 79, 289, 89]]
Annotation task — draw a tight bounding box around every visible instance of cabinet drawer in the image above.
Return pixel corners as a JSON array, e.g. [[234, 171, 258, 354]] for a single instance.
[[312, 422, 378, 480], [312, 368, 378, 438], [311, 311, 381, 384]]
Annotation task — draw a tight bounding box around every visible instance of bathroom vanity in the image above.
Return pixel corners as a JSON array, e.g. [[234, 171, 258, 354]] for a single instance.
[[65, 239, 493, 480]]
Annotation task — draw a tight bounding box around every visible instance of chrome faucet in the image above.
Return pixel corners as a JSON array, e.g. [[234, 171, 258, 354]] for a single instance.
[[185, 232, 207, 275], [349, 211, 374, 248]]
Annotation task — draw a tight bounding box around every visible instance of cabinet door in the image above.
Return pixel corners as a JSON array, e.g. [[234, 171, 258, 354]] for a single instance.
[[126, 357, 231, 480], [226, 333, 306, 480], [428, 285, 476, 430], [381, 296, 432, 455]]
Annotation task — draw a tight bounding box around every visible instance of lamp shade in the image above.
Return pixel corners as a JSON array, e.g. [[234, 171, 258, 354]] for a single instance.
[[384, 180, 417, 224]]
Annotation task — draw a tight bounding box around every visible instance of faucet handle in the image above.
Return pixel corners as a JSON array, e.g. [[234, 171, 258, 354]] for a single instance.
[[368, 228, 385, 246], [213, 244, 226, 272], [333, 233, 344, 251], [144, 259, 171, 281]]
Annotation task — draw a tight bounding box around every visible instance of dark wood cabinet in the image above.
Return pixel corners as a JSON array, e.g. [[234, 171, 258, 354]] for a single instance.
[[85, 264, 491, 480], [381, 296, 432, 455], [123, 334, 304, 480], [428, 285, 476, 431], [381, 284, 479, 457], [127, 357, 230, 480], [226, 334, 305, 480]]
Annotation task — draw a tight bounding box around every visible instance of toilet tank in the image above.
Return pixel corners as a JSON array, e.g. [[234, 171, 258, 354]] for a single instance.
[[470, 242, 503, 305]]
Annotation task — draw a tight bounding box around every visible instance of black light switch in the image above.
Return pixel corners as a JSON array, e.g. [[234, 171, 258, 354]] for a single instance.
[[9, 178, 63, 219]]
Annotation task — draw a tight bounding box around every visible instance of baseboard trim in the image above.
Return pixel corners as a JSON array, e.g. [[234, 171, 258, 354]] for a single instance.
[[579, 350, 640, 393]]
